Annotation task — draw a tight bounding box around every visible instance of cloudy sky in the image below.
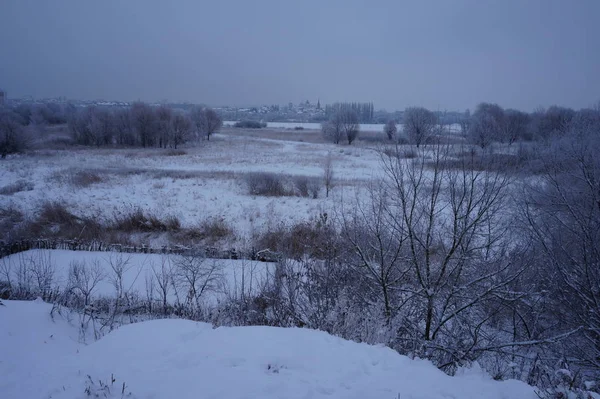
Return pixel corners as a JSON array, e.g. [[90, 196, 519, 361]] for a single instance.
[[1, 0, 598, 111]]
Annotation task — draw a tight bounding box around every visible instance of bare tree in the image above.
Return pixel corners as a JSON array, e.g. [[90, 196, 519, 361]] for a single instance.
[[113, 108, 135, 146], [170, 113, 192, 149], [89, 107, 114, 147], [323, 152, 334, 198], [191, 106, 222, 141], [532, 105, 575, 139], [174, 252, 223, 317], [0, 109, 28, 158], [459, 109, 471, 139], [321, 119, 343, 144], [151, 256, 174, 315], [468, 103, 505, 148], [67, 260, 105, 308], [322, 109, 359, 144], [339, 109, 360, 145], [502, 109, 530, 145], [156, 105, 173, 149], [340, 181, 409, 320], [522, 128, 600, 371], [358, 142, 519, 366], [131, 102, 157, 148], [384, 120, 397, 140], [403, 107, 437, 147]]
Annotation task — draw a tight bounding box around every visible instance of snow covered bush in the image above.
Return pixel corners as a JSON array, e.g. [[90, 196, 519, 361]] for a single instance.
[[245, 172, 290, 197]]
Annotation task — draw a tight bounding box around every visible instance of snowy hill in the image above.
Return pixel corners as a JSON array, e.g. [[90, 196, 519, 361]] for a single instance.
[[0, 300, 537, 399]]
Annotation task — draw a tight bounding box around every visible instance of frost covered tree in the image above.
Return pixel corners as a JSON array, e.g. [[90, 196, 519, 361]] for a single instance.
[[131, 102, 157, 148], [502, 109, 530, 145], [190, 106, 222, 141], [174, 252, 223, 318], [321, 119, 343, 144], [339, 109, 360, 145], [0, 109, 28, 158], [322, 109, 359, 144], [522, 125, 600, 372], [468, 103, 504, 148], [156, 105, 173, 149], [170, 113, 192, 149], [323, 152, 334, 197], [384, 120, 397, 140], [345, 142, 519, 367], [403, 107, 437, 147]]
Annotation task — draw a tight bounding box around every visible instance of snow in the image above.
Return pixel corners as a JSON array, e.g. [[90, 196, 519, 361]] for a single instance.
[[0, 299, 538, 399], [0, 132, 383, 242], [1, 249, 272, 305]]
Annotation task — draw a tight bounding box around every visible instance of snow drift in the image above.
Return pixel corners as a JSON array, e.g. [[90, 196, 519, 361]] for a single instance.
[[0, 300, 537, 399]]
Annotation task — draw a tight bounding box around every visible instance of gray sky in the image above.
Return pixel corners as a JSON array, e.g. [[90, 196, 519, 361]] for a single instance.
[[1, 0, 599, 111]]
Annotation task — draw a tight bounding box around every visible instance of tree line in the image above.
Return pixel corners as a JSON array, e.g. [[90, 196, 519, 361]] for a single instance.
[[68, 103, 222, 148], [0, 102, 222, 156], [325, 102, 374, 123], [375, 103, 599, 150]]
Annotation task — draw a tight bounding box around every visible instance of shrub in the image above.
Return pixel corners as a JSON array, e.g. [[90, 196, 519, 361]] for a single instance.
[[69, 170, 104, 188], [255, 214, 336, 260], [245, 172, 290, 197], [22, 201, 104, 241], [0, 179, 34, 195], [183, 217, 233, 243], [112, 208, 181, 232], [39, 201, 81, 226], [200, 217, 232, 239], [234, 120, 267, 129], [293, 175, 320, 198]]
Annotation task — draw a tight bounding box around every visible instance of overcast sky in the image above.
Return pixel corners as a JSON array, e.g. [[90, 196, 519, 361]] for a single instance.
[[1, 0, 599, 111]]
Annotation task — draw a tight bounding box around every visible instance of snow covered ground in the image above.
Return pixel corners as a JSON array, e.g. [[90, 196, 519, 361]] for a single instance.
[[0, 130, 386, 243], [0, 299, 538, 399], [1, 249, 271, 305]]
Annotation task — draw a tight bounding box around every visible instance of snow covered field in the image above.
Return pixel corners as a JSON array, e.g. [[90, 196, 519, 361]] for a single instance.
[[0, 299, 539, 399], [0, 129, 388, 244]]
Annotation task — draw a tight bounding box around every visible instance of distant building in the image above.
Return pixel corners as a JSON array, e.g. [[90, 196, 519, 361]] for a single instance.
[[0, 89, 5, 106]]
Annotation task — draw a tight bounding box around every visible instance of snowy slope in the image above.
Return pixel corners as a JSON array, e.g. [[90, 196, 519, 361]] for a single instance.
[[0, 300, 537, 399]]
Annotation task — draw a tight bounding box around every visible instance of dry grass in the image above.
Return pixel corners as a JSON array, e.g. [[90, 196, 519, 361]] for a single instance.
[[112, 208, 181, 233], [187, 217, 233, 242]]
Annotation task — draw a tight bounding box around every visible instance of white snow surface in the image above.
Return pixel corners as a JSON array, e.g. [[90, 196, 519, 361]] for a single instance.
[[0, 300, 538, 399], [1, 249, 271, 305]]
